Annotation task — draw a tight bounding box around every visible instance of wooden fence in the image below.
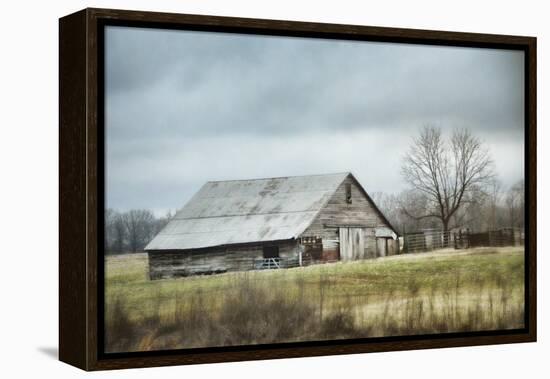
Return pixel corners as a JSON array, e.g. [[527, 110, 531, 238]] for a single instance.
[[402, 228, 524, 254], [454, 228, 524, 249], [402, 230, 453, 254]]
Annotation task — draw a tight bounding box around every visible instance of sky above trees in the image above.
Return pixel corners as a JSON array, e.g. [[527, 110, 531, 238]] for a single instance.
[[105, 26, 525, 216]]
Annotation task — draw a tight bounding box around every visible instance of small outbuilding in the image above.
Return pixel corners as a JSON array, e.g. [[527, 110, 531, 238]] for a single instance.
[[145, 172, 399, 279]]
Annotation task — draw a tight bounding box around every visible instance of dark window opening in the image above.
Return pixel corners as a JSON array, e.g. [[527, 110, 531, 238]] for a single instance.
[[346, 183, 352, 204], [263, 245, 280, 258]]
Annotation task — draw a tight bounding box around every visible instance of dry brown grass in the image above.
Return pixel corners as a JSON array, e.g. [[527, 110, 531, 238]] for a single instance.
[[105, 247, 524, 352]]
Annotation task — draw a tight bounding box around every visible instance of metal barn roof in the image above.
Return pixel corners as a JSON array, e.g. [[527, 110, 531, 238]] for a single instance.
[[145, 172, 350, 251]]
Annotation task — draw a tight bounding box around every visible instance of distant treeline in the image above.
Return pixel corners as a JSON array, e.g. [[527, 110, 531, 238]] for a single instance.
[[372, 179, 525, 235], [104, 209, 174, 254]]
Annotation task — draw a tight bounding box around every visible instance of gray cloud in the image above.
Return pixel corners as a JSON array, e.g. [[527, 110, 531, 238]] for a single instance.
[[105, 26, 525, 214]]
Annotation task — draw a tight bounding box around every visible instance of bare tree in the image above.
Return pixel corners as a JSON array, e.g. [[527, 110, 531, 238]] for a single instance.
[[372, 190, 441, 234], [371, 192, 400, 230], [485, 178, 502, 230], [401, 126, 495, 239], [123, 209, 156, 252], [505, 180, 525, 228], [112, 212, 127, 253], [104, 208, 127, 253], [154, 210, 174, 234], [104, 208, 116, 251], [450, 184, 487, 231], [104, 208, 175, 254]]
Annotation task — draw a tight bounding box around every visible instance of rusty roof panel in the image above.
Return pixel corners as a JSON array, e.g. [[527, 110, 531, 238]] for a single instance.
[[145, 173, 349, 251]]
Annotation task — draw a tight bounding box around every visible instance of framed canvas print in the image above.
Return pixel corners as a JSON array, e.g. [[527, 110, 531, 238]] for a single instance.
[[59, 8, 536, 371]]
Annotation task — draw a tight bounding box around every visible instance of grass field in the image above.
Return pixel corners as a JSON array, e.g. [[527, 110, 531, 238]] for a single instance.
[[105, 246, 525, 353]]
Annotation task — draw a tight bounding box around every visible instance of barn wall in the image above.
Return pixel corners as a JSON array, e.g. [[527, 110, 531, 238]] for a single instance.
[[365, 228, 377, 258], [387, 238, 399, 256], [374, 238, 400, 257], [301, 176, 393, 259], [148, 240, 299, 279]]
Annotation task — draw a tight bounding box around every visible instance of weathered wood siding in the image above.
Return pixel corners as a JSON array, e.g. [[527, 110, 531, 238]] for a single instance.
[[387, 238, 399, 255], [148, 240, 299, 279], [301, 176, 392, 258], [340, 227, 366, 261], [365, 228, 378, 258], [320, 239, 340, 261], [372, 237, 400, 257], [376, 238, 387, 257]]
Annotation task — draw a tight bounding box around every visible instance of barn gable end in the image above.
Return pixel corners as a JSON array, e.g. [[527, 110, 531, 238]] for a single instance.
[[300, 174, 398, 260]]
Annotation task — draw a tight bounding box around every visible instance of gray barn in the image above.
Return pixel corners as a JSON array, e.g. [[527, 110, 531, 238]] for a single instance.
[[145, 172, 399, 279]]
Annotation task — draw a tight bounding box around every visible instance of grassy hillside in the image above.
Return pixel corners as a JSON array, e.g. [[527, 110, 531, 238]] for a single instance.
[[105, 246, 524, 353]]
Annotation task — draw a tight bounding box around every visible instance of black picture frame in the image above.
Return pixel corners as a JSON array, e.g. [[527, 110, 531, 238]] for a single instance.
[[59, 7, 537, 371]]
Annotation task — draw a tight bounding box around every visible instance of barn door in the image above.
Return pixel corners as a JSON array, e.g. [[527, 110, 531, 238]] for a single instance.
[[376, 238, 387, 257], [339, 227, 366, 261]]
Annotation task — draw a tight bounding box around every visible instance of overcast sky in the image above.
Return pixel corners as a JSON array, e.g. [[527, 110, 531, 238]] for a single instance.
[[105, 26, 525, 216]]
